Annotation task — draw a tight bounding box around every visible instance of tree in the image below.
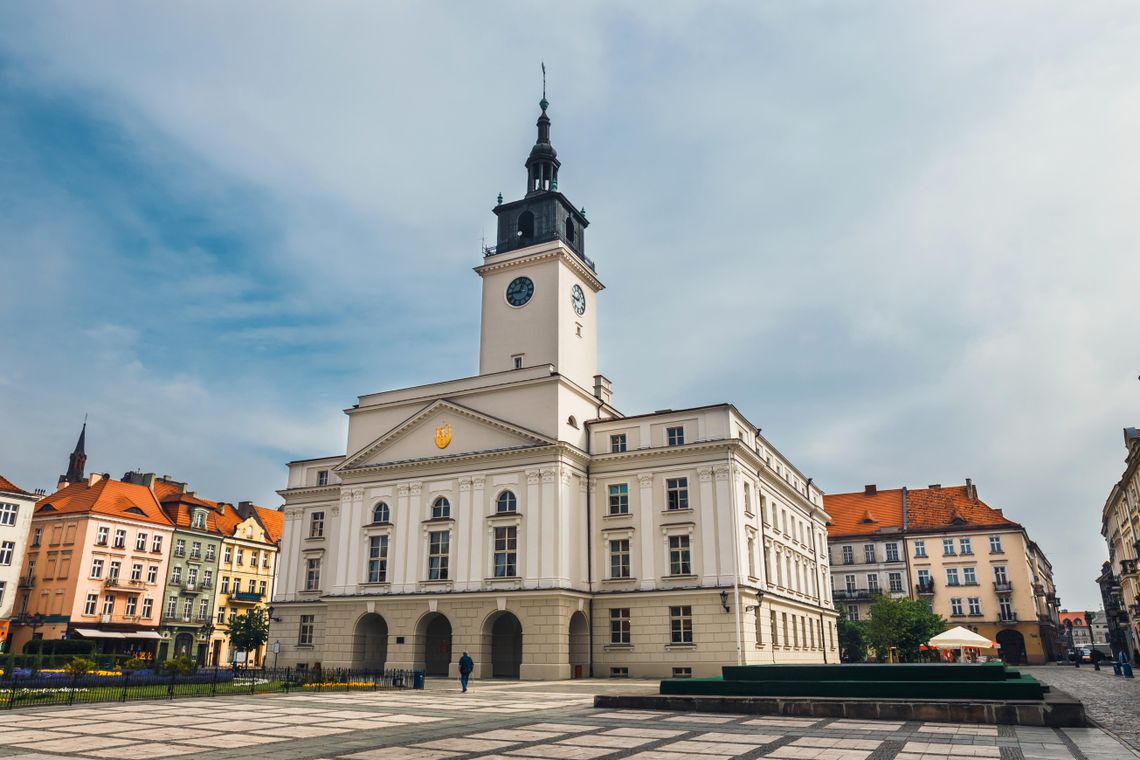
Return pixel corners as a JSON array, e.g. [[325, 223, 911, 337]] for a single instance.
[[864, 595, 946, 662], [226, 607, 270, 662], [837, 610, 869, 663]]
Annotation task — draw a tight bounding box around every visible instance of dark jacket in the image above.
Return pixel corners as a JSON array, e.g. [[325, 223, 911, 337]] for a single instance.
[[459, 654, 474, 674]]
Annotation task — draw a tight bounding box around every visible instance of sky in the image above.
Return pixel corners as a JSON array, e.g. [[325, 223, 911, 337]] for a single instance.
[[1, 2, 1137, 611]]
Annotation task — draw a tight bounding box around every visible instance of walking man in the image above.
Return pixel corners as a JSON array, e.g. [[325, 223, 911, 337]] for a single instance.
[[458, 650, 474, 692]]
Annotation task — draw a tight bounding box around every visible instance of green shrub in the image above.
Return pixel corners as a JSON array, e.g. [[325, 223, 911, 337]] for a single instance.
[[63, 657, 96, 675], [159, 656, 197, 675], [121, 657, 148, 671], [22, 639, 95, 656]]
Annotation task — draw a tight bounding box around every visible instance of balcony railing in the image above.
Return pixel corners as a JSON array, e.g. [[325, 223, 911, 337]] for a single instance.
[[232, 591, 264, 602], [998, 613, 1018, 623], [834, 589, 876, 601], [18, 575, 34, 588], [994, 581, 1013, 593], [916, 581, 935, 594], [1123, 559, 1139, 577]]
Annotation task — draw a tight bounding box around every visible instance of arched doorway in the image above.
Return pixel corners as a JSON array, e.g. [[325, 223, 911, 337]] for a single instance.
[[418, 613, 452, 677], [174, 632, 194, 659], [352, 613, 388, 671], [996, 629, 1026, 665], [569, 612, 589, 678], [488, 611, 523, 678]]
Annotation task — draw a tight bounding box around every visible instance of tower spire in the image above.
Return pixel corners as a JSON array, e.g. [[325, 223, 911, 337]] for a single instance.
[[526, 65, 559, 196], [60, 417, 87, 488]]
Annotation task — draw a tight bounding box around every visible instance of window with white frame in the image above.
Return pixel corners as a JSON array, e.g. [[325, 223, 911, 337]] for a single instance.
[[428, 530, 450, 580], [151, 534, 162, 553], [96, 526, 109, 545], [135, 532, 147, 551], [496, 491, 517, 513], [609, 539, 631, 579], [950, 598, 963, 616], [102, 594, 114, 615], [217, 607, 226, 624], [309, 511, 325, 538], [841, 545, 854, 564], [863, 544, 875, 563], [304, 558, 321, 591], [198, 598, 208, 620], [994, 565, 1009, 585], [867, 573, 879, 592], [999, 597, 1014, 620], [84, 593, 97, 615], [0, 503, 16, 526], [31, 527, 42, 546], [608, 483, 629, 515], [959, 537, 973, 555], [666, 426, 685, 446], [610, 608, 631, 644], [205, 544, 216, 561], [946, 568, 960, 586], [91, 558, 104, 578], [888, 571, 903, 592], [190, 542, 201, 559], [669, 605, 693, 643], [317, 470, 329, 486], [493, 526, 517, 577], [989, 535, 1004, 553], [368, 535, 388, 583], [125, 597, 137, 616], [844, 574, 856, 593], [223, 546, 232, 564], [963, 566, 977, 585], [299, 614, 315, 645], [968, 597, 982, 615], [221, 576, 230, 594], [113, 529, 126, 548], [665, 478, 689, 510], [0, 541, 13, 566], [668, 535, 691, 576], [108, 560, 120, 579], [846, 604, 859, 621], [192, 511, 206, 529], [171, 566, 182, 584], [885, 543, 900, 562], [942, 538, 955, 556], [431, 497, 450, 519], [610, 434, 627, 453], [146, 565, 158, 584], [914, 540, 927, 558], [174, 539, 186, 557]]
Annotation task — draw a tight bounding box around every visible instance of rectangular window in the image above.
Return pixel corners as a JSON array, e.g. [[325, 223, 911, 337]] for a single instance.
[[182, 599, 193, 619], [917, 569, 932, 588], [989, 535, 1004, 553], [963, 567, 977, 585], [309, 511, 325, 538], [205, 544, 216, 561], [609, 539, 631, 579], [0, 541, 13, 566], [863, 544, 875, 563], [942, 538, 955, 556], [125, 597, 137, 616], [151, 535, 162, 553], [84, 593, 97, 615], [610, 434, 627, 453], [672, 667, 692, 678], [141, 598, 153, 618], [135, 532, 147, 551], [946, 568, 960, 586], [665, 478, 689, 510], [608, 483, 629, 515], [203, 569, 213, 587], [146, 565, 158, 584], [867, 573, 879, 592], [96, 526, 108, 545], [221, 577, 230, 594], [299, 614, 315, 645], [888, 571, 903, 593], [668, 535, 691, 576], [914, 540, 927, 558], [171, 566, 182, 583], [844, 574, 856, 592], [192, 511, 206, 529], [610, 608, 631, 644], [959, 537, 973, 555], [224, 546, 232, 564], [305, 558, 321, 591], [317, 470, 329, 486], [175, 539, 186, 557], [187, 567, 198, 585], [91, 558, 104, 578], [999, 597, 1014, 620], [950, 598, 964, 616], [108, 560, 121, 579], [217, 607, 226, 624], [968, 597, 982, 615], [610, 667, 629, 678], [130, 563, 143, 581], [494, 526, 517, 577], [191, 542, 201, 559], [198, 599, 208, 620], [258, 580, 266, 595], [885, 543, 900, 562], [113, 529, 126, 548], [248, 579, 256, 594], [368, 535, 388, 583], [236, 548, 244, 565], [666, 426, 685, 446], [670, 605, 693, 644], [32, 527, 42, 546], [994, 565, 1009, 585], [428, 531, 450, 581], [841, 545, 854, 564], [0, 503, 17, 526], [102, 594, 114, 615]]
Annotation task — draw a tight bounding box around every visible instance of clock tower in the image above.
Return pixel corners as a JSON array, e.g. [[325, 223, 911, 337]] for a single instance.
[[476, 95, 603, 394]]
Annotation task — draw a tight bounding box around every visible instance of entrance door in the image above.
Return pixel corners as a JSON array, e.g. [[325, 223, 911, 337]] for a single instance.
[[569, 612, 589, 678], [491, 612, 523, 678], [352, 613, 389, 671], [422, 614, 452, 677], [996, 629, 1026, 665]]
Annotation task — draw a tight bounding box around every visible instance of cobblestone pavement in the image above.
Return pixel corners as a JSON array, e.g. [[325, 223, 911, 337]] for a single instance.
[[1024, 665, 1140, 752], [0, 678, 1135, 760]]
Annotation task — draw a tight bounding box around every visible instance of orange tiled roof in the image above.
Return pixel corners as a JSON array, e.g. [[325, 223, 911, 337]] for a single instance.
[[34, 477, 173, 527], [0, 474, 30, 496], [823, 488, 905, 538], [906, 484, 1021, 533], [254, 506, 284, 544], [1058, 611, 1088, 627]]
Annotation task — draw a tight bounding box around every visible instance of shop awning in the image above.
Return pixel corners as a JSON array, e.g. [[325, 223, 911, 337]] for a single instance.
[[72, 628, 126, 639], [125, 631, 164, 640]]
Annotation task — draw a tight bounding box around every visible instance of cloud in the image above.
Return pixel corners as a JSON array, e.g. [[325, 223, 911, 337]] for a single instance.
[[1, 2, 1138, 609]]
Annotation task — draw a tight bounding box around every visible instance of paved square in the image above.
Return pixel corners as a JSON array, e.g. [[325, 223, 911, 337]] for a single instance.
[[0, 678, 1133, 760]]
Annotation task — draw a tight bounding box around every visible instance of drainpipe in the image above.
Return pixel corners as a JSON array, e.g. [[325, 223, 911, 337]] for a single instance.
[[586, 462, 594, 678], [901, 488, 914, 601]]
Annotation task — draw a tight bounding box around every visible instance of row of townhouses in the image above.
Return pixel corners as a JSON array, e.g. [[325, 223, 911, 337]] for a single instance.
[[0, 428, 282, 665], [1098, 427, 1140, 661], [824, 482, 1061, 664]]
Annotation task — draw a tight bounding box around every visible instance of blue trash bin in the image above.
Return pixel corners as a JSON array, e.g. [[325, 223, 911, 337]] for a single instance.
[[1113, 661, 1123, 676], [1124, 663, 1134, 679], [413, 670, 425, 689]]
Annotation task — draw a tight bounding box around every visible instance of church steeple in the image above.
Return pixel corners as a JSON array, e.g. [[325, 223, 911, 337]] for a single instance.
[[525, 96, 560, 196], [60, 420, 87, 488]]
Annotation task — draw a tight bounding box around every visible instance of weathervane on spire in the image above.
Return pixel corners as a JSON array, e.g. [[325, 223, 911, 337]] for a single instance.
[[540, 62, 548, 111]]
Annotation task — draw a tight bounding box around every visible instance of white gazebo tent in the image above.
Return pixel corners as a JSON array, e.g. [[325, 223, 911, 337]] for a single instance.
[[928, 626, 997, 649]]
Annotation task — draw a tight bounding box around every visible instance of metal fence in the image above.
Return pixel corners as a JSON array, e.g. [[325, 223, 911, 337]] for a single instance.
[[0, 666, 414, 710]]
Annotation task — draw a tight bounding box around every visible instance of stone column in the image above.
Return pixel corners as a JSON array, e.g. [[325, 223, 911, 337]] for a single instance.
[[394, 484, 410, 591], [525, 470, 541, 582], [637, 472, 654, 590], [698, 467, 717, 582], [456, 477, 473, 591]]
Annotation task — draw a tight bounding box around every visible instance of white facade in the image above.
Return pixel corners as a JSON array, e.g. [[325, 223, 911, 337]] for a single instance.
[[271, 102, 836, 679], [0, 478, 37, 622]]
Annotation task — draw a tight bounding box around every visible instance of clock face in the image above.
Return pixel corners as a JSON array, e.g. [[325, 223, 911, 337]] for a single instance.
[[571, 284, 586, 316], [506, 276, 535, 307]]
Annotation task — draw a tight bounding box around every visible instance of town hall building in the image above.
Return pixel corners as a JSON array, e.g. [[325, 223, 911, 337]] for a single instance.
[[271, 95, 838, 679]]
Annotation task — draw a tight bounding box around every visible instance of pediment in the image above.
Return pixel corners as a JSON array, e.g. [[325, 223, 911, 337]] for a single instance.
[[338, 399, 554, 471]]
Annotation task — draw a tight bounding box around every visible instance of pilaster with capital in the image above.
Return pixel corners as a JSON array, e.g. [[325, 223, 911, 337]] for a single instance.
[[637, 472, 655, 588], [456, 477, 473, 589], [470, 475, 486, 584], [394, 484, 411, 589], [525, 470, 541, 579], [540, 468, 557, 583]]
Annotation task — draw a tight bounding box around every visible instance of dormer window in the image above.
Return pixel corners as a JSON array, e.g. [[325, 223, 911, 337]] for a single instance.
[[191, 511, 206, 530], [317, 470, 329, 486]]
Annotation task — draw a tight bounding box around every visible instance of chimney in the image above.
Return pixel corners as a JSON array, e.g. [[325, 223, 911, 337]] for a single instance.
[[593, 374, 613, 405], [864, 484, 877, 496], [88, 473, 104, 486], [237, 500, 256, 518], [965, 478, 977, 500]]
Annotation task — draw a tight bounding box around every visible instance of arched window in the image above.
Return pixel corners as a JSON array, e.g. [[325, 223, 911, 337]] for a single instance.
[[372, 502, 390, 524], [565, 217, 575, 243], [496, 490, 517, 513], [432, 497, 450, 519], [517, 211, 534, 240]]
